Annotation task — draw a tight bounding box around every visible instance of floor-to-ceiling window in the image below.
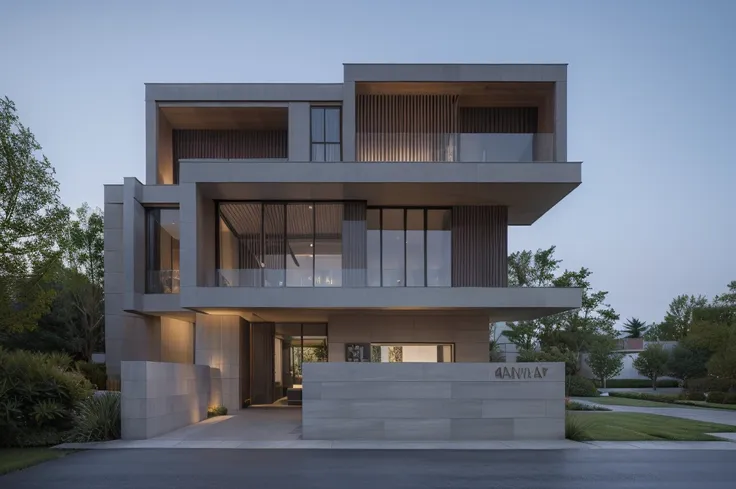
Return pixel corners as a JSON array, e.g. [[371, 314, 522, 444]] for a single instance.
[[145, 207, 180, 293], [274, 323, 328, 395], [366, 208, 452, 287]]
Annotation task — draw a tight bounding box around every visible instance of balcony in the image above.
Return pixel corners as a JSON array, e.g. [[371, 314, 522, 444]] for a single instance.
[[356, 133, 554, 162], [214, 267, 451, 288]]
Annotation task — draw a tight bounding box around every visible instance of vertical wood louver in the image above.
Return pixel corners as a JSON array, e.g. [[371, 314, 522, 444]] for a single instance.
[[173, 129, 287, 182], [356, 94, 458, 161], [451, 206, 508, 287], [458, 107, 538, 133]]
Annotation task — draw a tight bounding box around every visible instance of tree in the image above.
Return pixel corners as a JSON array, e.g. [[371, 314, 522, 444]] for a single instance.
[[0, 97, 70, 333], [587, 339, 624, 388], [633, 344, 670, 390], [504, 321, 537, 351], [659, 294, 708, 340], [622, 317, 648, 338], [539, 268, 619, 369], [505, 246, 560, 352], [714, 281, 736, 307], [706, 343, 736, 391], [61, 204, 105, 360], [667, 342, 709, 383], [517, 346, 578, 376]]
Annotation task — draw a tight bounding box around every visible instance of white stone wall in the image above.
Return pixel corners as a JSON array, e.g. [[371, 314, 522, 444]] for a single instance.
[[302, 362, 564, 441], [328, 314, 489, 362], [195, 314, 243, 412], [121, 361, 211, 439]]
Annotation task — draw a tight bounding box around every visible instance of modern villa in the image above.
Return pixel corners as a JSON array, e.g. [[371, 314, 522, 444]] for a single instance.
[[104, 64, 582, 436]]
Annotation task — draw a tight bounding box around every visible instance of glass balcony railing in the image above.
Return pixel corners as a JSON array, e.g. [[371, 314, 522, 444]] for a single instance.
[[146, 270, 180, 294], [356, 133, 554, 162], [213, 268, 452, 288]]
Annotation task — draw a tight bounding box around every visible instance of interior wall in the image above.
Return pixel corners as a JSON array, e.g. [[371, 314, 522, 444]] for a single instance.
[[157, 115, 173, 184], [328, 313, 489, 363]]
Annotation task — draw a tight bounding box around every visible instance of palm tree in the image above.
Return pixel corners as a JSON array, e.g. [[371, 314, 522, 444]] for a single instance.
[[622, 317, 648, 338]]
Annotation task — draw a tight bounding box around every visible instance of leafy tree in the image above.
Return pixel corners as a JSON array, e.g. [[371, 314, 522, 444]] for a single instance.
[[633, 344, 670, 390], [667, 342, 709, 383], [517, 346, 578, 376], [659, 294, 708, 340], [504, 321, 537, 351], [714, 281, 736, 307], [61, 204, 105, 360], [706, 343, 736, 391], [505, 246, 560, 351], [622, 317, 648, 338], [539, 268, 619, 368], [0, 97, 69, 333], [587, 339, 624, 388]]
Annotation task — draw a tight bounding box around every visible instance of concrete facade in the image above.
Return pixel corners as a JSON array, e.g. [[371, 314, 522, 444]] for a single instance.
[[105, 64, 583, 437], [302, 362, 565, 441], [121, 361, 212, 439]]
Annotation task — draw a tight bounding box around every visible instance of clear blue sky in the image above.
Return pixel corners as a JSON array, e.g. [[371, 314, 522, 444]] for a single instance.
[[1, 0, 734, 325]]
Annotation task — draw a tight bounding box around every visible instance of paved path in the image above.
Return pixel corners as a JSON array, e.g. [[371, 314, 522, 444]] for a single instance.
[[573, 398, 736, 426], [5, 449, 736, 488]]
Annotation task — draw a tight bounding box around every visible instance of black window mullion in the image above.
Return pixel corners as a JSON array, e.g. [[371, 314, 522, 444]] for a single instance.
[[312, 202, 316, 287], [403, 208, 407, 287], [424, 209, 428, 287], [283, 204, 287, 287], [379, 209, 383, 287]]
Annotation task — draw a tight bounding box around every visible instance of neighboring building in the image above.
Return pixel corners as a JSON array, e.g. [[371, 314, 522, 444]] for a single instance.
[[105, 63, 582, 412]]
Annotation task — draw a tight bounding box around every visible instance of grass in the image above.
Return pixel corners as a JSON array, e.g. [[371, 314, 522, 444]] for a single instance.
[[0, 449, 71, 475], [567, 412, 736, 441], [579, 396, 683, 408]]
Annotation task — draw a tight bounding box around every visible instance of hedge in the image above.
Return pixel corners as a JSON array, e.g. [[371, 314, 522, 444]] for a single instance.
[[596, 379, 680, 389], [0, 348, 93, 447], [608, 391, 680, 403]]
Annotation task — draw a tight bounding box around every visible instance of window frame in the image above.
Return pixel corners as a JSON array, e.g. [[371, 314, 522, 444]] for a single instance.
[[310, 106, 342, 162]]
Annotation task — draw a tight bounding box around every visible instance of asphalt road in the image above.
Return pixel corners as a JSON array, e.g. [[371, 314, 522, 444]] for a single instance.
[[3, 449, 736, 489]]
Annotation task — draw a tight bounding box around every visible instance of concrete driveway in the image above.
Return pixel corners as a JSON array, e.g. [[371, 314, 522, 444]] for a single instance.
[[153, 407, 302, 442], [4, 448, 736, 488]]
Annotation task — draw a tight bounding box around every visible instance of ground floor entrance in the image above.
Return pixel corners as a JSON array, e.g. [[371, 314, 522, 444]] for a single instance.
[[243, 321, 458, 408]]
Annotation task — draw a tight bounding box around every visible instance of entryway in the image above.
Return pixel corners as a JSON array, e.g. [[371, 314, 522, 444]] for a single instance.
[[152, 408, 302, 443]]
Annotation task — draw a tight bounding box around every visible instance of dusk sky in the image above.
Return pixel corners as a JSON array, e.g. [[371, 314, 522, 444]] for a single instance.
[[1, 0, 733, 326]]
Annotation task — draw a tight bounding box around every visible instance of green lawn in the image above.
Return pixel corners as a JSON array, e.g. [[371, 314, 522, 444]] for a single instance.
[[579, 396, 683, 408], [568, 412, 736, 441], [0, 449, 71, 475]]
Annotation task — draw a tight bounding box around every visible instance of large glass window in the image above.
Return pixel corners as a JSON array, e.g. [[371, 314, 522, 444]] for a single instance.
[[370, 344, 453, 363], [264, 204, 285, 287], [145, 208, 180, 293], [311, 107, 341, 161], [286, 204, 313, 287], [406, 210, 425, 287], [381, 209, 404, 287], [367, 209, 381, 287], [314, 204, 342, 287], [275, 323, 328, 391], [368, 208, 451, 287], [427, 210, 452, 286]]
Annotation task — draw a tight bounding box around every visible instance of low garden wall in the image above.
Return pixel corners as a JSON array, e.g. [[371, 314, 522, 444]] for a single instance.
[[302, 362, 565, 441], [121, 361, 212, 439]]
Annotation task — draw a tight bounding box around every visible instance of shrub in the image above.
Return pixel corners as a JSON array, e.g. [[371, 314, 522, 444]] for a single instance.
[[75, 361, 107, 390], [724, 393, 736, 405], [600, 379, 680, 389], [686, 392, 706, 401], [566, 376, 599, 397], [565, 415, 592, 441], [608, 392, 679, 403], [0, 348, 93, 447], [67, 392, 121, 442], [566, 401, 611, 411], [207, 405, 228, 418], [684, 377, 731, 394], [707, 392, 726, 404]]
